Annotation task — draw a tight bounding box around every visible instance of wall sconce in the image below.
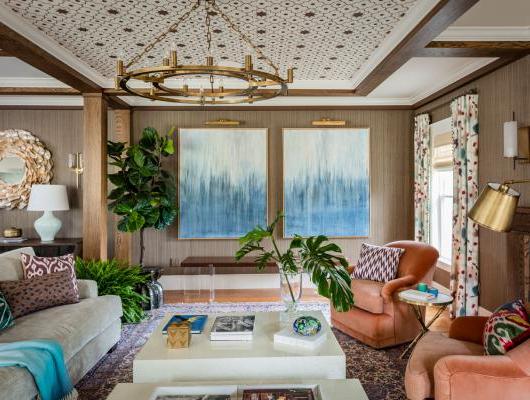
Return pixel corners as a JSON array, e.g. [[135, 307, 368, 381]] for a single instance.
[[503, 112, 530, 169], [68, 152, 84, 188], [204, 119, 240, 126], [311, 118, 346, 126]]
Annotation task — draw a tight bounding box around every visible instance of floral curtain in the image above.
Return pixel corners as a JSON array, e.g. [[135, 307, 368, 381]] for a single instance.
[[414, 113, 431, 243], [450, 93, 479, 317]]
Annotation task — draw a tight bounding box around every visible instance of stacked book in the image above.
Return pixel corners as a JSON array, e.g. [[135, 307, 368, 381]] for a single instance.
[[0, 237, 26, 244], [162, 315, 208, 335], [209, 315, 255, 341]]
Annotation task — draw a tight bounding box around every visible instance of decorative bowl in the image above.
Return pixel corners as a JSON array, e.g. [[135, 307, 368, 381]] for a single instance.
[[3, 227, 22, 238], [293, 315, 322, 336]]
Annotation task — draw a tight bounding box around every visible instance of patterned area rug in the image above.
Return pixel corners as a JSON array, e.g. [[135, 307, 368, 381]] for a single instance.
[[76, 302, 408, 400]]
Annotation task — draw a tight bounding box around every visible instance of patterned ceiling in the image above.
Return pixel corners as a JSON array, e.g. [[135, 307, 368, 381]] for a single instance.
[[4, 0, 420, 80]]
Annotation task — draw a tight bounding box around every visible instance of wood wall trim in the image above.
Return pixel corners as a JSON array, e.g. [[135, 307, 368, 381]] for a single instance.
[[130, 105, 412, 111], [413, 56, 523, 108], [0, 105, 83, 110], [0, 87, 80, 95], [354, 0, 480, 96], [0, 49, 9, 57], [112, 109, 133, 264], [82, 93, 108, 260], [0, 22, 101, 93]]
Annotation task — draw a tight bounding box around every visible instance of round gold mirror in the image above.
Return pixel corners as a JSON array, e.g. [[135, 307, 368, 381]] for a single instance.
[[0, 129, 53, 209]]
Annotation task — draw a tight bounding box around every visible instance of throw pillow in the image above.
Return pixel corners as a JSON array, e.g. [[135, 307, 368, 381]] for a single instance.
[[352, 243, 405, 283], [0, 271, 79, 319], [21, 253, 78, 294], [0, 291, 14, 331], [483, 299, 530, 355]]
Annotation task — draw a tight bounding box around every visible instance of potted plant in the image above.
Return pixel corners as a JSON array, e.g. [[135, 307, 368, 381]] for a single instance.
[[107, 126, 178, 266], [236, 214, 354, 313], [75, 258, 148, 323]]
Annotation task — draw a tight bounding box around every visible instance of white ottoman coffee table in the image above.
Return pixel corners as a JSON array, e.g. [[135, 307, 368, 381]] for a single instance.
[[107, 380, 368, 400], [133, 311, 346, 383]]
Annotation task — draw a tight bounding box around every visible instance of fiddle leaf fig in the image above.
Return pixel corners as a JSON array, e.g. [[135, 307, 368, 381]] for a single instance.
[[107, 126, 178, 265]]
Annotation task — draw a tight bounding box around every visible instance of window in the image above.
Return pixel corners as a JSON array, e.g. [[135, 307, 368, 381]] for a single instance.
[[429, 118, 453, 267]]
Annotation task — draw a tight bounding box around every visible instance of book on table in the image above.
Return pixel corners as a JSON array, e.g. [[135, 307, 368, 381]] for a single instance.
[[162, 315, 208, 335], [209, 315, 255, 341], [401, 289, 436, 302], [273, 328, 327, 350]]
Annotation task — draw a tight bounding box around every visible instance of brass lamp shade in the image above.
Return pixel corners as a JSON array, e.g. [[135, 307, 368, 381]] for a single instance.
[[468, 183, 520, 232]]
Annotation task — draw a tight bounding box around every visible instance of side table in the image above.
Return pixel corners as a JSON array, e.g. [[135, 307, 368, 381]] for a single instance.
[[398, 290, 453, 359]]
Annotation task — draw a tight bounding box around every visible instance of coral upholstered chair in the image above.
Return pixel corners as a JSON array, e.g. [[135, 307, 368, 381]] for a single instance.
[[331, 240, 439, 348], [405, 316, 530, 400]]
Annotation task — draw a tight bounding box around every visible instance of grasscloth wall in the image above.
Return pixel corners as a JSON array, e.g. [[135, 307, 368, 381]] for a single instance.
[[0, 110, 83, 238], [416, 55, 530, 311], [131, 109, 414, 267]]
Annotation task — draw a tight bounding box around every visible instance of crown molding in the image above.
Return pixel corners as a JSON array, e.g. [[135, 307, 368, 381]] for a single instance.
[[0, 77, 69, 88], [0, 3, 107, 87], [350, 0, 440, 88], [0, 95, 83, 106], [437, 26, 530, 41]]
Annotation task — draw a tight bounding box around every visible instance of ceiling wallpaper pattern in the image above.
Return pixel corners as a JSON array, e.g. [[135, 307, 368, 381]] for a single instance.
[[4, 0, 420, 80]]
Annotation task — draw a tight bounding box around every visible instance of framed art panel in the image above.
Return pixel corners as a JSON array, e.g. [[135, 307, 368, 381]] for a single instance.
[[178, 128, 268, 239], [283, 128, 370, 237]]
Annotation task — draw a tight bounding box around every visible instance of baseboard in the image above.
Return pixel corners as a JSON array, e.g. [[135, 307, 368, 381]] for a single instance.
[[431, 281, 491, 316]]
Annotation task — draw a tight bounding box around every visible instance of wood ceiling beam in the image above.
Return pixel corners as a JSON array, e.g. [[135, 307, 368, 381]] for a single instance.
[[104, 95, 130, 109], [0, 22, 101, 93], [413, 55, 524, 108], [427, 41, 530, 50], [417, 40, 530, 57], [0, 49, 10, 57], [354, 0, 480, 96]]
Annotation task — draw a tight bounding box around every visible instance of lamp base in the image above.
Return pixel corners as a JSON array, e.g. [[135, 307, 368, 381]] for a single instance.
[[34, 211, 62, 242]]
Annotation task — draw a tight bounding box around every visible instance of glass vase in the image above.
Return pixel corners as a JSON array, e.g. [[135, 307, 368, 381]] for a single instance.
[[279, 265, 303, 322]]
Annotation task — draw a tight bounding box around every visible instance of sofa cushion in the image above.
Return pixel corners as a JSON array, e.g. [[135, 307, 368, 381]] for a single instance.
[[405, 331, 484, 400], [0, 295, 122, 361], [0, 291, 14, 331], [0, 270, 79, 318], [351, 279, 385, 314], [21, 253, 78, 294], [353, 243, 404, 282], [483, 299, 530, 355], [0, 247, 35, 281]]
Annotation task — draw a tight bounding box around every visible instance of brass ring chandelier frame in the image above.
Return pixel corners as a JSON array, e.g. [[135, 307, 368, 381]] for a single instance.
[[115, 0, 293, 104]]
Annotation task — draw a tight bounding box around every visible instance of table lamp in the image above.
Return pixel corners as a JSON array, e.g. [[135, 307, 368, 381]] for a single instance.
[[468, 180, 530, 232], [27, 184, 70, 242]]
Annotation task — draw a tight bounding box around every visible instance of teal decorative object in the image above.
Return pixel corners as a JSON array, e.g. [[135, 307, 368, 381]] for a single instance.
[[0, 292, 14, 331], [293, 316, 322, 336]]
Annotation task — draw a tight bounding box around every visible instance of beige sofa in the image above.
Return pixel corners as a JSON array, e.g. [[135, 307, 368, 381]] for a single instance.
[[0, 247, 123, 400]]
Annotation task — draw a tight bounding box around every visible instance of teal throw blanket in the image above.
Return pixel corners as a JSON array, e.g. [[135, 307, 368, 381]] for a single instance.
[[0, 339, 77, 400]]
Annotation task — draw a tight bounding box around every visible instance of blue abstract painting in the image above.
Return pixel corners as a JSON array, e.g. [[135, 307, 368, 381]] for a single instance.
[[178, 128, 267, 239], [283, 128, 369, 237]]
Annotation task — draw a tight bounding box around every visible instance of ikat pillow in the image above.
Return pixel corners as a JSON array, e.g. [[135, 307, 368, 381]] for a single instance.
[[0, 291, 14, 331], [483, 299, 530, 355], [21, 253, 78, 295], [353, 243, 405, 283]]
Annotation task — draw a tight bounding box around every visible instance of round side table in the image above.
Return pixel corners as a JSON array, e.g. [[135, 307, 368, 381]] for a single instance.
[[398, 290, 453, 359]]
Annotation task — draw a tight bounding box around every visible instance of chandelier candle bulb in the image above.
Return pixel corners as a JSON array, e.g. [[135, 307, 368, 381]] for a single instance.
[[116, 59, 124, 76], [287, 68, 294, 83], [206, 56, 214, 66], [170, 50, 177, 67], [245, 55, 252, 71]]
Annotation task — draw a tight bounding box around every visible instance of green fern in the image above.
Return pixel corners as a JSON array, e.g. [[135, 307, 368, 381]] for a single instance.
[[75, 258, 149, 323]]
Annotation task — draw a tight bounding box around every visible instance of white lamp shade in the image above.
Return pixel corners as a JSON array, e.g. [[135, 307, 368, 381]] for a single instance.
[[504, 120, 518, 157], [27, 184, 70, 211]]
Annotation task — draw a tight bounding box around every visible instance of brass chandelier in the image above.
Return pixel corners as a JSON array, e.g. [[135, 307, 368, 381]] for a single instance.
[[116, 0, 293, 104]]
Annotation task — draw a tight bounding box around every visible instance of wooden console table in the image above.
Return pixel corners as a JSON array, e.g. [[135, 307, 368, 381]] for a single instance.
[[0, 238, 83, 257], [179, 256, 278, 274], [511, 207, 530, 303]]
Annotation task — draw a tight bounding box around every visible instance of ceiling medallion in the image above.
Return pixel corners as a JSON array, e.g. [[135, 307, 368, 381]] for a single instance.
[[116, 0, 294, 104]]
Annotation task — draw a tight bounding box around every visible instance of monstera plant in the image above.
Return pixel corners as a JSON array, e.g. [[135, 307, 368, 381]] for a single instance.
[[107, 127, 178, 265], [236, 213, 355, 312]]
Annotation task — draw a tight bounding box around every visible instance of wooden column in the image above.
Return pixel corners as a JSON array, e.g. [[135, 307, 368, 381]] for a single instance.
[[83, 93, 108, 260], [112, 109, 133, 264]]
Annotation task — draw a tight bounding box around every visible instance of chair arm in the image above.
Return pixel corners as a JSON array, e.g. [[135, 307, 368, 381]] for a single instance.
[[448, 316, 488, 345], [434, 354, 528, 400], [381, 274, 416, 302], [77, 279, 98, 299]]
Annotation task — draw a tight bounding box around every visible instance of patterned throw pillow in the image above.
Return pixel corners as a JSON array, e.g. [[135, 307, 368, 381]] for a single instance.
[[0, 271, 79, 319], [483, 299, 530, 355], [0, 291, 14, 331], [21, 253, 78, 294], [352, 243, 405, 283]]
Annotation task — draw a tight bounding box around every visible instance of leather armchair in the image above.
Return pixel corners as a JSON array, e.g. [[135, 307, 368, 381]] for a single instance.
[[331, 240, 439, 348], [406, 316, 530, 400]]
